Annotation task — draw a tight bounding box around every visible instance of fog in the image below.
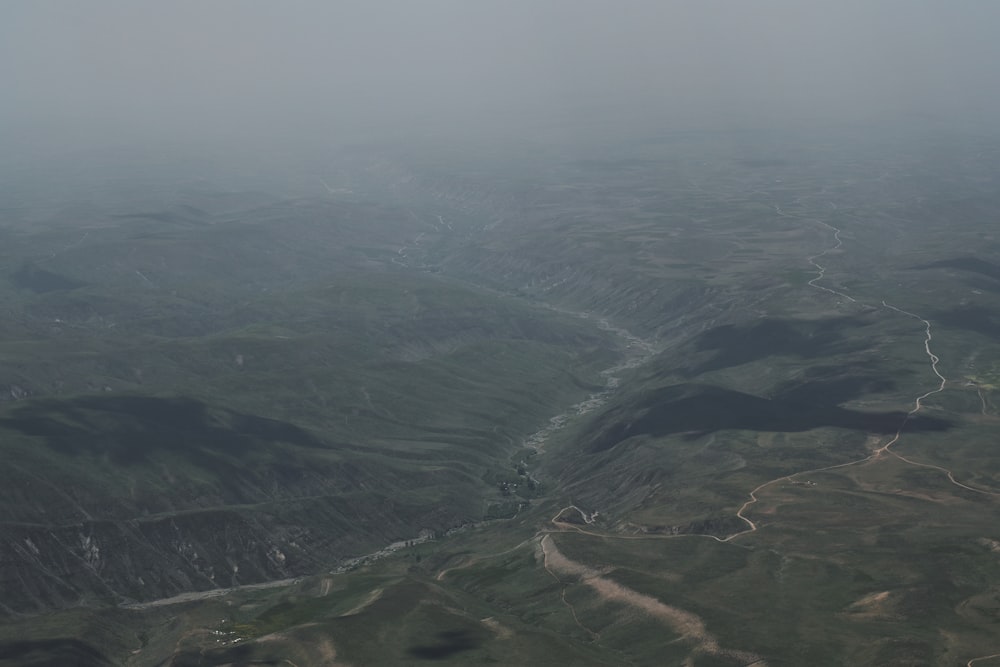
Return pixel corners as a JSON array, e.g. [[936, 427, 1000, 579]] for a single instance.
[[5, 1, 1000, 159]]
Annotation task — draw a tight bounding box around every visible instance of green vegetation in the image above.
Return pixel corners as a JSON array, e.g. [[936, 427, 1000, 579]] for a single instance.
[[3, 127, 1000, 665]]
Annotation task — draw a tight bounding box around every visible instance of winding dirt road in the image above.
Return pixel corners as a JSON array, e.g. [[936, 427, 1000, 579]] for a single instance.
[[540, 203, 1000, 663], [706, 208, 1000, 546]]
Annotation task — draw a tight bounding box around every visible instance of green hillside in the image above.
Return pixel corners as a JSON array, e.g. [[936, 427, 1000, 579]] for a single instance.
[[3, 127, 1000, 665]]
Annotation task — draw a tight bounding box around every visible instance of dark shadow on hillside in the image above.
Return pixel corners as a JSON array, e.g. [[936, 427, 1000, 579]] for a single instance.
[[932, 305, 1000, 338], [589, 382, 950, 452], [770, 364, 897, 405], [170, 642, 256, 666], [682, 316, 870, 377], [0, 395, 328, 466], [10, 262, 87, 293], [408, 630, 484, 660], [0, 639, 111, 667]]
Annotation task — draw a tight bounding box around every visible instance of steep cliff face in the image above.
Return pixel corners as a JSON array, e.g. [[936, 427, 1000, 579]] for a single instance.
[[0, 143, 795, 618], [0, 394, 483, 613], [0, 492, 465, 613], [0, 176, 635, 616]]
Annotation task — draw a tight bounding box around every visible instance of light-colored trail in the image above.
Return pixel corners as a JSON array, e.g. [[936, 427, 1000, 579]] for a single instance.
[[869, 301, 999, 495], [539, 535, 765, 665], [848, 301, 944, 462], [538, 539, 599, 641], [536, 204, 1000, 663], [725, 449, 908, 539], [552, 505, 598, 525], [552, 205, 1000, 547], [122, 577, 300, 609], [796, 215, 858, 303], [435, 535, 537, 581], [727, 212, 1000, 539], [549, 506, 729, 544], [977, 386, 989, 416], [876, 300, 948, 429]]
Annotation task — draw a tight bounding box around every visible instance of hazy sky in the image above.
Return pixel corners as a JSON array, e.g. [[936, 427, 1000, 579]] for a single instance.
[[4, 1, 1000, 156]]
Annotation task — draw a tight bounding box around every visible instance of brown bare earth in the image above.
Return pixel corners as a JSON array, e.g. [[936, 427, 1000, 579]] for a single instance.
[[843, 591, 894, 620], [339, 587, 384, 617], [539, 535, 765, 665], [255, 627, 350, 667]]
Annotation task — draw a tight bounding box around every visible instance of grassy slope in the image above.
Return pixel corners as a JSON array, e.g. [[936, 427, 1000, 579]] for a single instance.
[[4, 128, 1000, 665], [0, 189, 619, 615]]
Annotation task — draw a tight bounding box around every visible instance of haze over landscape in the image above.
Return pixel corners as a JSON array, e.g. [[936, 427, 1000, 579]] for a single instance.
[[3, 2, 1000, 666], [6, 1, 1000, 154]]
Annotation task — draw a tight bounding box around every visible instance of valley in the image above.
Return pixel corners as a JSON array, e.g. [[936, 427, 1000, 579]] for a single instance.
[[2, 126, 1000, 665]]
